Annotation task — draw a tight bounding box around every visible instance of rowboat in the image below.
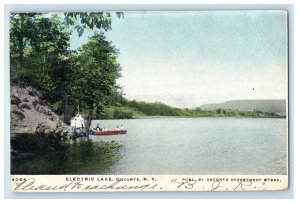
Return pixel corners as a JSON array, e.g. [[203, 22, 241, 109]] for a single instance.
[[92, 130, 127, 136]]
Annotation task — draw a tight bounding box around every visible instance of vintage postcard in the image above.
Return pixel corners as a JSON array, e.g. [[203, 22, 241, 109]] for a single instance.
[[10, 11, 288, 192]]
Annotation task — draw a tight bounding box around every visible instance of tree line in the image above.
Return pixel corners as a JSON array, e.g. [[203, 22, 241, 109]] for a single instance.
[[101, 99, 283, 119], [10, 12, 123, 124]]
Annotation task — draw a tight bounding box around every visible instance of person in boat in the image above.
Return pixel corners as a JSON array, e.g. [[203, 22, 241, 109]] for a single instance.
[[96, 124, 101, 131], [115, 125, 120, 130], [120, 125, 124, 130]]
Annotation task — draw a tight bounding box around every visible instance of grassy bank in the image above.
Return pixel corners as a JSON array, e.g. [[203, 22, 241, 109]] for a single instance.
[[11, 130, 122, 174]]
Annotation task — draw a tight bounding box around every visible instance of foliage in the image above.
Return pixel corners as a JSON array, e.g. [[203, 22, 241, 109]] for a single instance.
[[11, 129, 71, 155], [64, 12, 123, 37], [101, 99, 284, 119], [124, 100, 190, 117], [101, 106, 146, 119], [113, 110, 134, 119], [10, 13, 123, 120], [10, 14, 71, 105], [68, 33, 121, 116]]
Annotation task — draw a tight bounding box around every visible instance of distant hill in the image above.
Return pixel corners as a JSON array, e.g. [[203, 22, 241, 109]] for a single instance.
[[199, 100, 287, 115]]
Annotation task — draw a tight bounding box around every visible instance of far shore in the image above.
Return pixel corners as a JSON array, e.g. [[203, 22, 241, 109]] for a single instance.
[[94, 114, 286, 120]]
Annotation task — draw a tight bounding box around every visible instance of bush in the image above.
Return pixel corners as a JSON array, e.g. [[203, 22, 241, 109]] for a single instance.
[[113, 110, 133, 119], [11, 129, 71, 154]]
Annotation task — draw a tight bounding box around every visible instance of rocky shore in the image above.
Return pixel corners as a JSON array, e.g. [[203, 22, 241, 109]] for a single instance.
[[10, 71, 69, 135]]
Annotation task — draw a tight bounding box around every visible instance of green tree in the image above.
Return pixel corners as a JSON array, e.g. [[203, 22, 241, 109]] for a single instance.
[[69, 33, 122, 118], [10, 12, 124, 122], [10, 14, 71, 104], [10, 13, 38, 71], [63, 12, 123, 37]]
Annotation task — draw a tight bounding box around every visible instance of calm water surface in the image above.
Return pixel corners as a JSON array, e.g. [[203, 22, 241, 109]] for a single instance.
[[90, 117, 287, 175]]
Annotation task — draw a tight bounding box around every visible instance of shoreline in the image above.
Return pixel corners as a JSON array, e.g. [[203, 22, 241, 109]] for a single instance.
[[94, 115, 286, 120]]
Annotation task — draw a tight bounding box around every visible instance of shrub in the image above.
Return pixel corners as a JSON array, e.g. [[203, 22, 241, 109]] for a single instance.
[[11, 129, 71, 154], [113, 110, 133, 119]]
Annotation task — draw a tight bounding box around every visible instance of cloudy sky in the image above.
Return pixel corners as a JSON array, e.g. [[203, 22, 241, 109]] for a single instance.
[[71, 11, 288, 108]]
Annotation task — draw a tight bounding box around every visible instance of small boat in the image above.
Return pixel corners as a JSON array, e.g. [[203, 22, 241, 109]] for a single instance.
[[92, 130, 127, 136]]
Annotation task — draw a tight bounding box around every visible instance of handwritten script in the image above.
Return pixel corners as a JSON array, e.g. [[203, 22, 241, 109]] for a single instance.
[[13, 178, 158, 192], [170, 179, 254, 191]]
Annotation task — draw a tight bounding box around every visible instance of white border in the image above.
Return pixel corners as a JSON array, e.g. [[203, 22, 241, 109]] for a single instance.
[[1, 1, 298, 201]]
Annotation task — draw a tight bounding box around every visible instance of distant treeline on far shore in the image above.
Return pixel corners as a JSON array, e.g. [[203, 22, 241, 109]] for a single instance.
[[98, 99, 286, 119]]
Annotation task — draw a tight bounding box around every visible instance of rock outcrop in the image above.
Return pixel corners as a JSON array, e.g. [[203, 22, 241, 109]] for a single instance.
[[10, 71, 68, 134]]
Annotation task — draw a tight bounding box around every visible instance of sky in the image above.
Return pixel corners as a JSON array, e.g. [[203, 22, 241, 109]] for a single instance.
[[71, 11, 288, 108]]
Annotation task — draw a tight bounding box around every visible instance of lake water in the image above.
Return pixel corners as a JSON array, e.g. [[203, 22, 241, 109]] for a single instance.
[[90, 117, 287, 175]]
